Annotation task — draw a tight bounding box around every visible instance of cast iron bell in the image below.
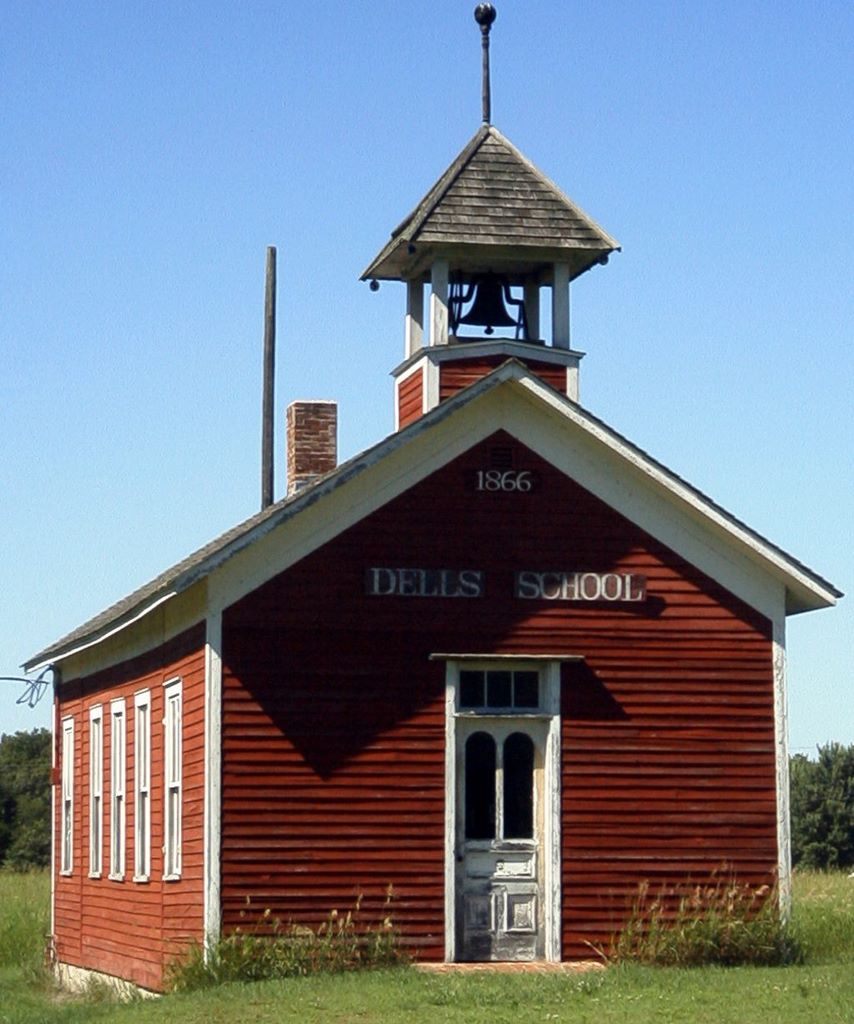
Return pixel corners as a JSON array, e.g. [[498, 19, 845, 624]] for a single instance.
[[453, 272, 527, 338]]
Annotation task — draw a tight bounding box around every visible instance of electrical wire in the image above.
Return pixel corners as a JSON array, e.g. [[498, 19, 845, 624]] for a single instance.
[[0, 667, 54, 709]]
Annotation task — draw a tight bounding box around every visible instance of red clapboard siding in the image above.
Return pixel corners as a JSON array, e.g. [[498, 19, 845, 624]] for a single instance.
[[440, 356, 566, 400], [397, 369, 424, 427], [53, 624, 206, 991], [221, 431, 776, 961]]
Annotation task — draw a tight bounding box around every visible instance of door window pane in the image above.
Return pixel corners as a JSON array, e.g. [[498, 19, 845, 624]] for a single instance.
[[513, 672, 539, 708], [465, 732, 496, 840], [460, 671, 484, 709], [486, 671, 512, 707], [503, 732, 534, 839]]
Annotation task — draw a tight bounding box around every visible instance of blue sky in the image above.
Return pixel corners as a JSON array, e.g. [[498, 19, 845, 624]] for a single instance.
[[2, 1, 851, 752]]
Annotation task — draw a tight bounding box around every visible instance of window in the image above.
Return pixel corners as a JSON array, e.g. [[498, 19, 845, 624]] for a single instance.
[[503, 732, 535, 839], [88, 706, 103, 877], [109, 699, 126, 879], [464, 731, 496, 839], [134, 690, 151, 881], [60, 717, 74, 875], [163, 678, 182, 880], [459, 669, 540, 711], [463, 730, 535, 842]]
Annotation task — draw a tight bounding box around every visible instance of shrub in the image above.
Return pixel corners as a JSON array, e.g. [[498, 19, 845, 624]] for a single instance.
[[610, 875, 803, 967], [790, 744, 854, 870], [168, 892, 408, 991], [0, 729, 51, 870]]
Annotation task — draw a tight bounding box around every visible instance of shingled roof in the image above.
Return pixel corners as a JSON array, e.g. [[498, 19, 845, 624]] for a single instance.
[[362, 125, 620, 282]]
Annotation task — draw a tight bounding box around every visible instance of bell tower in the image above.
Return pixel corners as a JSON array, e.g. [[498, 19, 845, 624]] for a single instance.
[[362, 5, 620, 430]]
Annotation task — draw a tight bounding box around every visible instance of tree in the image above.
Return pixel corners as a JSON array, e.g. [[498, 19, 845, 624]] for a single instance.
[[0, 728, 52, 869], [790, 742, 854, 870]]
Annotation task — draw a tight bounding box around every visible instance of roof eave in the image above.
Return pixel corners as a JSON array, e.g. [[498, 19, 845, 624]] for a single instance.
[[23, 372, 514, 671], [362, 126, 492, 282], [363, 238, 620, 284]]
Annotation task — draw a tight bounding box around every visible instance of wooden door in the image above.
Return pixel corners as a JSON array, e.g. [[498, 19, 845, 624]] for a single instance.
[[456, 720, 547, 961]]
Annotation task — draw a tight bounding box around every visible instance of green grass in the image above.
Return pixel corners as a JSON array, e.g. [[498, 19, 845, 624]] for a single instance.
[[0, 869, 50, 976], [1, 871, 853, 1024], [791, 869, 854, 963]]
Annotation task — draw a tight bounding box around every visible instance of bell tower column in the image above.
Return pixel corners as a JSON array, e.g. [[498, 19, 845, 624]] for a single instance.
[[552, 262, 570, 349], [406, 281, 424, 357], [430, 259, 450, 346], [524, 281, 541, 340]]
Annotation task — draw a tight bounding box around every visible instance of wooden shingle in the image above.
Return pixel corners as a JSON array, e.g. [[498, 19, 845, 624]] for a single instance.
[[362, 126, 620, 282]]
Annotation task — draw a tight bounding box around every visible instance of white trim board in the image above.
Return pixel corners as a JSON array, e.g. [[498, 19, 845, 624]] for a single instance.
[[431, 653, 584, 663], [26, 592, 177, 674], [390, 339, 585, 378], [203, 612, 223, 951], [772, 615, 792, 916]]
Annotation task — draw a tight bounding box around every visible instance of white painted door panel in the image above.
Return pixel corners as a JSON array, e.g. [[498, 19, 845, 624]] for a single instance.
[[456, 721, 546, 961]]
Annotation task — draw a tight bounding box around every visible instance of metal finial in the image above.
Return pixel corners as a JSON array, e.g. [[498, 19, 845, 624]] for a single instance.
[[474, 4, 496, 124]]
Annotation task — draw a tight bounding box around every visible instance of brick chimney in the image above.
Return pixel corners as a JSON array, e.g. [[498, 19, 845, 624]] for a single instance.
[[286, 400, 338, 496]]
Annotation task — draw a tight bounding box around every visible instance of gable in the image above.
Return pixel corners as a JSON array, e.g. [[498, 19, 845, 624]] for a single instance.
[[226, 430, 773, 644], [209, 373, 833, 630]]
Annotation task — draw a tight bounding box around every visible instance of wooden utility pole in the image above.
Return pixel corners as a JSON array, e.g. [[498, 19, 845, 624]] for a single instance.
[[261, 246, 277, 510]]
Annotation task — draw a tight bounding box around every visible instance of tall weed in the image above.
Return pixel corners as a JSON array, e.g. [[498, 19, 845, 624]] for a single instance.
[[610, 875, 802, 967], [169, 891, 407, 991]]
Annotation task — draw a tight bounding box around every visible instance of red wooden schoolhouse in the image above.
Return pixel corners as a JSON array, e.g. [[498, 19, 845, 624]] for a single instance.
[[26, 16, 840, 993]]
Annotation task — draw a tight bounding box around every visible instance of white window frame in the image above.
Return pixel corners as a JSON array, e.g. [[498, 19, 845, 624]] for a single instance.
[[88, 705, 103, 877], [60, 716, 74, 875], [133, 689, 151, 882], [163, 677, 183, 881], [109, 698, 126, 880]]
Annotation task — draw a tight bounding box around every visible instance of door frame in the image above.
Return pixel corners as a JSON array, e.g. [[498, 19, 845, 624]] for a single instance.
[[439, 656, 564, 962]]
